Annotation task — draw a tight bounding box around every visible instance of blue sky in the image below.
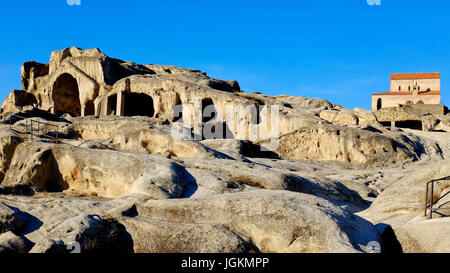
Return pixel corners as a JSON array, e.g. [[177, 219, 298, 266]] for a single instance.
[[0, 0, 449, 110]]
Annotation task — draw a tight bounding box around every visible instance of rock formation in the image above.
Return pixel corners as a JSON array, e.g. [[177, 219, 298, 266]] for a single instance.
[[0, 47, 449, 253]]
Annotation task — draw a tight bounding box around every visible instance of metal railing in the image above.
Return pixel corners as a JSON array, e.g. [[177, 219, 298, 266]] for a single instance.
[[8, 114, 60, 143], [425, 176, 450, 219]]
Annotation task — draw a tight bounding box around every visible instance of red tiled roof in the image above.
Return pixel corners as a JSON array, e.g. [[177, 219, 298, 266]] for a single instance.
[[372, 91, 441, 96], [391, 73, 440, 80]]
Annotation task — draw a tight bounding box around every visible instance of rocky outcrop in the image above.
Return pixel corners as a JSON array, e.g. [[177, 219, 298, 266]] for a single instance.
[[0, 231, 31, 253], [319, 108, 378, 127], [0, 203, 26, 234], [134, 190, 380, 253], [0, 129, 23, 183], [0, 47, 449, 253], [2, 142, 196, 199], [268, 124, 423, 166], [358, 158, 450, 252], [120, 217, 252, 253], [33, 214, 132, 253], [69, 116, 228, 160], [0, 90, 36, 119]]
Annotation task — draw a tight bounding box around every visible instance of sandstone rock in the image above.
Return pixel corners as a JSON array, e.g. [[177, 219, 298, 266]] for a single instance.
[[267, 124, 420, 166], [0, 129, 23, 183], [275, 95, 333, 112], [182, 158, 367, 208], [40, 214, 133, 253], [353, 108, 378, 126], [70, 116, 228, 160], [0, 203, 26, 234], [358, 158, 450, 252], [320, 108, 377, 127], [435, 115, 450, 132], [0, 47, 449, 254], [374, 106, 424, 123], [319, 109, 339, 123], [135, 190, 380, 253], [421, 115, 439, 131], [29, 238, 66, 253], [21, 61, 49, 91], [0, 231, 30, 253], [0, 90, 36, 119], [2, 142, 196, 199], [394, 217, 450, 253], [333, 110, 359, 126], [120, 217, 253, 253]]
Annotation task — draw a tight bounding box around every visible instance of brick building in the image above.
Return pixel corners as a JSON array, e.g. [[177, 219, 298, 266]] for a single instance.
[[371, 73, 441, 111]]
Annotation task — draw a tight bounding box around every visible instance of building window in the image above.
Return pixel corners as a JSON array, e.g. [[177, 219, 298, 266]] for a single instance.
[[398, 86, 401, 91], [408, 86, 411, 91], [376, 98, 382, 110], [418, 86, 420, 91]]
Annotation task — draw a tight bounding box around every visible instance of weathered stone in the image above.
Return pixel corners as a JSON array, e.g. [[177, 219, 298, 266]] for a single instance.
[[29, 238, 66, 253], [358, 158, 450, 252], [135, 190, 380, 253], [319, 109, 339, 123], [334, 110, 359, 126], [435, 115, 450, 132], [0, 129, 23, 183], [0, 90, 36, 119], [120, 217, 253, 253], [0, 231, 30, 253], [0, 203, 26, 234], [267, 124, 421, 166], [2, 142, 196, 199], [40, 214, 133, 253]]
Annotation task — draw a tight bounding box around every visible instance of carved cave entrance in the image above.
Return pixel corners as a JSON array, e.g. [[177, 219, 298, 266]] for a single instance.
[[53, 73, 81, 117], [395, 120, 423, 130], [85, 101, 95, 116], [201, 98, 232, 140], [107, 94, 117, 115], [123, 93, 155, 117]]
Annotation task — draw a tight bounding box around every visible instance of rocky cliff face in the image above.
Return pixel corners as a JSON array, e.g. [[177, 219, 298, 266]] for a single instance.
[[0, 47, 448, 253]]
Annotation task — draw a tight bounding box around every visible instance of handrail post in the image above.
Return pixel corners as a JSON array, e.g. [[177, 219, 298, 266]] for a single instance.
[[430, 181, 434, 219], [425, 182, 429, 217]]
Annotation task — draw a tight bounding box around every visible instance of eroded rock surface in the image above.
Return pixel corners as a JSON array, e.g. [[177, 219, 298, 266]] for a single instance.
[[0, 47, 448, 253]]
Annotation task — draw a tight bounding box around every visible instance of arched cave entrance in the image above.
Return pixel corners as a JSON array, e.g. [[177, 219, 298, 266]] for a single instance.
[[171, 94, 183, 122], [200, 98, 232, 140], [85, 100, 95, 116], [202, 98, 216, 123], [376, 98, 382, 110], [53, 73, 81, 116], [123, 93, 155, 117]]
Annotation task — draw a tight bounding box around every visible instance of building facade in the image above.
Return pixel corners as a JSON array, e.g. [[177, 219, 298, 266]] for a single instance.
[[371, 73, 441, 111]]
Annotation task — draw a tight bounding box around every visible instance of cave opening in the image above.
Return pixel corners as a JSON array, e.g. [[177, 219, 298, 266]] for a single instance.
[[395, 120, 423, 130], [123, 93, 155, 117], [202, 98, 216, 123], [107, 94, 117, 115], [85, 100, 95, 116], [53, 73, 81, 117]]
